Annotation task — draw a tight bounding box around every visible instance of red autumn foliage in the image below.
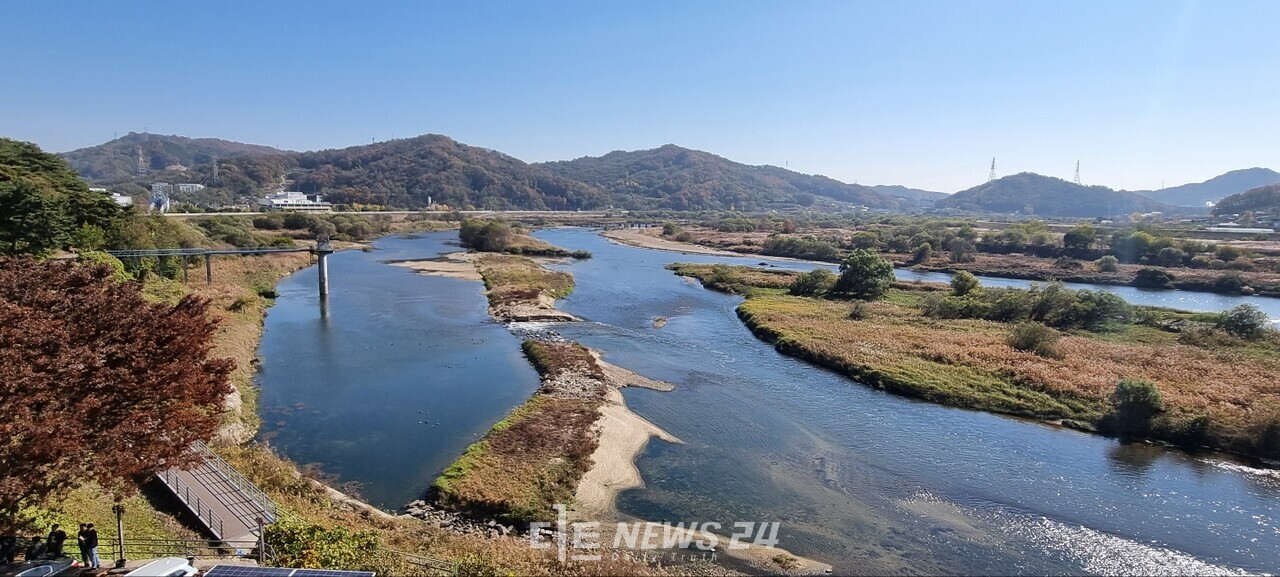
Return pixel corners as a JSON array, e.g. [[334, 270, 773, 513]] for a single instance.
[[0, 257, 233, 527]]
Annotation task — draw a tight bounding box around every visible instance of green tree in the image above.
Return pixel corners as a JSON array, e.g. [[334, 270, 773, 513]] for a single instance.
[[1063, 224, 1097, 253], [788, 268, 837, 297], [1095, 255, 1119, 272], [1217, 304, 1269, 340], [832, 249, 894, 300], [950, 270, 981, 296], [0, 138, 124, 256], [1108, 378, 1163, 438], [946, 237, 977, 263]]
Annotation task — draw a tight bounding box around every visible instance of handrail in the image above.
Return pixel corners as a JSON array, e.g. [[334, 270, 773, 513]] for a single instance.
[[192, 441, 278, 523], [98, 537, 272, 562], [158, 468, 225, 538]]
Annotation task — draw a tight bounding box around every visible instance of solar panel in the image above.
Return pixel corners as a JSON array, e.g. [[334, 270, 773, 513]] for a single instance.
[[203, 567, 292, 577], [203, 566, 375, 577]]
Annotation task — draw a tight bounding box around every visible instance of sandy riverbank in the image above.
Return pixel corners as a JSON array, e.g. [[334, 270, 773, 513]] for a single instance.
[[603, 228, 744, 256], [388, 251, 483, 281]]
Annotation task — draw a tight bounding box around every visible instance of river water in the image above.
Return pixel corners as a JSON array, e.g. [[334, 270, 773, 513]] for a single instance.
[[257, 228, 1279, 575]]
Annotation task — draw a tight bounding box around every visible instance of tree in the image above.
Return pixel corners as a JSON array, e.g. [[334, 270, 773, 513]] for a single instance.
[[1062, 224, 1097, 253], [911, 242, 933, 264], [788, 268, 837, 297], [1007, 322, 1062, 358], [0, 138, 124, 256], [950, 270, 981, 296], [832, 250, 894, 300], [1132, 267, 1174, 289], [1217, 304, 1269, 340], [0, 258, 233, 528], [1108, 378, 1163, 438], [1095, 255, 1119, 272], [946, 237, 976, 263]]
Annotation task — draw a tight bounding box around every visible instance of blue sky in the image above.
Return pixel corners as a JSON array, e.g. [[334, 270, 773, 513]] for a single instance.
[[1, 0, 1277, 192]]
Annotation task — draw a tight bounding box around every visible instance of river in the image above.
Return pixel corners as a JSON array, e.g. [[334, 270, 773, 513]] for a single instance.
[[257, 228, 1279, 575]]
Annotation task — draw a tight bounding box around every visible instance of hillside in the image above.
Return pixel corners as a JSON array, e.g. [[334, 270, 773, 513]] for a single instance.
[[1133, 168, 1280, 207], [284, 134, 609, 210], [936, 172, 1176, 217], [871, 184, 949, 202], [1212, 183, 1280, 216], [59, 132, 287, 184], [537, 144, 902, 211]]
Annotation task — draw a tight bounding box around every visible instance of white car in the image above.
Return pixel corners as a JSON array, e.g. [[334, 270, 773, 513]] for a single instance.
[[124, 557, 198, 577]]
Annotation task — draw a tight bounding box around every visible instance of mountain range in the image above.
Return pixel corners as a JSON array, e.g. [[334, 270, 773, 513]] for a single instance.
[[935, 172, 1186, 218], [1131, 168, 1280, 208], [52, 133, 1255, 216]]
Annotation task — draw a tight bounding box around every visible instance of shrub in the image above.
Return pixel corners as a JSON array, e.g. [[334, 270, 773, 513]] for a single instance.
[[570, 250, 592, 260], [1156, 247, 1186, 267], [950, 271, 981, 296], [1054, 256, 1082, 269], [847, 301, 870, 320], [911, 242, 933, 264], [76, 250, 132, 283], [282, 212, 316, 230], [661, 222, 682, 237], [1006, 322, 1062, 358], [1226, 257, 1254, 271], [1189, 255, 1213, 269], [459, 219, 514, 252], [1095, 255, 1119, 272], [1132, 267, 1174, 289], [762, 235, 841, 261], [832, 250, 895, 300], [1217, 304, 1269, 340], [1215, 245, 1244, 261], [264, 516, 381, 572], [253, 214, 284, 230], [674, 231, 692, 242], [1107, 378, 1163, 438], [947, 237, 977, 263], [788, 268, 837, 297], [1213, 271, 1246, 294], [269, 235, 296, 247]]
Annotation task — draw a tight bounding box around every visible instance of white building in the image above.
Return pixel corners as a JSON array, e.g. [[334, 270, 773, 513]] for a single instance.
[[257, 191, 333, 212], [176, 183, 206, 193]]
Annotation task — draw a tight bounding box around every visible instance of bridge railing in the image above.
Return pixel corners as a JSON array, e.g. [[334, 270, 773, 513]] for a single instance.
[[157, 468, 225, 539], [98, 536, 273, 563], [192, 441, 279, 525]]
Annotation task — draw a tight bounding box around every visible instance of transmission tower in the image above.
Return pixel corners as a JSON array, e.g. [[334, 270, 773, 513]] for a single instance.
[[211, 156, 220, 184], [988, 158, 996, 181], [1074, 161, 1081, 185], [136, 145, 146, 176]]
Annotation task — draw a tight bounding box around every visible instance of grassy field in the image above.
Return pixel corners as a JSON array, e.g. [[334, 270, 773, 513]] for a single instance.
[[431, 341, 605, 524], [672, 263, 1280, 460]]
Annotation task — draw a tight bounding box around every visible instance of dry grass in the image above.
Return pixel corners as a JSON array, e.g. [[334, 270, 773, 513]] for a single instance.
[[432, 341, 607, 523], [674, 262, 1280, 458], [478, 254, 575, 299]]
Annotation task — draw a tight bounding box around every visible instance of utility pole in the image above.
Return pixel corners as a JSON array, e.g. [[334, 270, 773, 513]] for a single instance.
[[1074, 161, 1081, 185]]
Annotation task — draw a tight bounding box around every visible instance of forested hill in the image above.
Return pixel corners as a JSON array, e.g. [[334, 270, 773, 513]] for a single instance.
[[59, 132, 287, 183], [1132, 168, 1280, 207], [1212, 183, 1280, 216], [936, 172, 1179, 217], [536, 144, 902, 211], [284, 134, 609, 210], [871, 184, 949, 201]]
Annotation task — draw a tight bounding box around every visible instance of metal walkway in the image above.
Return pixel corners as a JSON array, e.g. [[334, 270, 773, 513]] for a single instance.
[[156, 442, 278, 544]]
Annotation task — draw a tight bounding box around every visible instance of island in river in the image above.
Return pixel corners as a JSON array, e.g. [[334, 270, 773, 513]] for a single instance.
[[668, 262, 1280, 463]]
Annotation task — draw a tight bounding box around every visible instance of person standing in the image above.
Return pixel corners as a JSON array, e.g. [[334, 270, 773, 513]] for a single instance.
[[76, 524, 89, 566], [46, 525, 66, 557], [84, 523, 100, 569], [0, 530, 17, 563]]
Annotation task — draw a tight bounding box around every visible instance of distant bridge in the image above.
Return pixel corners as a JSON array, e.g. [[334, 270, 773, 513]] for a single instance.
[[107, 243, 336, 296]]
